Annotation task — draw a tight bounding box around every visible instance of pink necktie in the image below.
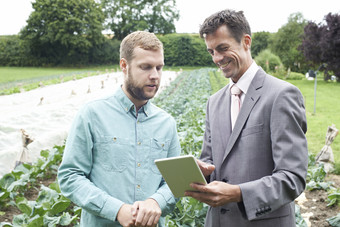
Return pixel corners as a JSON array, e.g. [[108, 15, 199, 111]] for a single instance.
[[230, 84, 242, 130]]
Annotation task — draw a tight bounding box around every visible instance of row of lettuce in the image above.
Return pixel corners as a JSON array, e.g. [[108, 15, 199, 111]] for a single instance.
[[0, 69, 339, 226]]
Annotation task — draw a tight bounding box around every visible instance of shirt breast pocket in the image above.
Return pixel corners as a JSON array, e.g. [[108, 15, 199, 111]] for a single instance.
[[149, 138, 169, 174], [95, 136, 130, 172]]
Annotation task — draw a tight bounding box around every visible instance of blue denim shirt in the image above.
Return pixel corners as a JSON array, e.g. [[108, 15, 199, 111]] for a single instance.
[[58, 87, 181, 226]]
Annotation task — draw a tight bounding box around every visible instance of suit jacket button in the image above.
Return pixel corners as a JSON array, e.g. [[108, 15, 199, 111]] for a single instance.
[[220, 208, 229, 214], [222, 178, 228, 183]]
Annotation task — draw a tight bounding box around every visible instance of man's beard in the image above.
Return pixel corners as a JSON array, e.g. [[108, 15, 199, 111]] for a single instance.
[[125, 70, 158, 101]]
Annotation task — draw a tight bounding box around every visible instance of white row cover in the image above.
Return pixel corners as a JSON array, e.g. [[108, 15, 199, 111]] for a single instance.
[[0, 71, 178, 177]]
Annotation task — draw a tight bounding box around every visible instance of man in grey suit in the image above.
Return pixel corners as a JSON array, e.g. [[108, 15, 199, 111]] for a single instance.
[[185, 9, 308, 226]]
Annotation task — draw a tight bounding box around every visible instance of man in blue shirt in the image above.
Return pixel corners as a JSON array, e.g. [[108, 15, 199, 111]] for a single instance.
[[58, 31, 181, 227]]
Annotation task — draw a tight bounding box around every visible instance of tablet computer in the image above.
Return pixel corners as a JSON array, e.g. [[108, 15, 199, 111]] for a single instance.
[[154, 155, 207, 198]]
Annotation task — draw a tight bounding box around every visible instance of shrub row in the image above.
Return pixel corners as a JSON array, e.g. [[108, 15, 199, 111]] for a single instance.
[[0, 34, 214, 67], [0, 36, 121, 67]]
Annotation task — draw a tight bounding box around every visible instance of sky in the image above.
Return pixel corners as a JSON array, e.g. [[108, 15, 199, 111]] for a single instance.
[[0, 0, 339, 36]]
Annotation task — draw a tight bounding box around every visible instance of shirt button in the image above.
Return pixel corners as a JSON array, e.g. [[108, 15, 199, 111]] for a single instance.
[[137, 141, 141, 145], [137, 163, 141, 167], [137, 185, 140, 189]]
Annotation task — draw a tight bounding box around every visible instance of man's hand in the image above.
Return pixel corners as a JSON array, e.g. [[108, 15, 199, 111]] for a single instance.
[[117, 204, 136, 227], [185, 181, 242, 207], [196, 159, 215, 177], [131, 198, 161, 227]]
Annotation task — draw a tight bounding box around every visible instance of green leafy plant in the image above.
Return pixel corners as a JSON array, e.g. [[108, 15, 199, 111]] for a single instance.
[[327, 188, 340, 207], [295, 204, 308, 227], [306, 163, 330, 190], [166, 197, 208, 227], [327, 213, 340, 226]]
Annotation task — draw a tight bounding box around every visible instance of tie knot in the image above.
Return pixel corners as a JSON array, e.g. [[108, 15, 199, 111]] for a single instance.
[[231, 85, 242, 96]]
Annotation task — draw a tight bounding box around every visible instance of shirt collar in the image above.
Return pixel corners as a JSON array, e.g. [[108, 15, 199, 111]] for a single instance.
[[115, 86, 150, 117], [229, 61, 259, 95]]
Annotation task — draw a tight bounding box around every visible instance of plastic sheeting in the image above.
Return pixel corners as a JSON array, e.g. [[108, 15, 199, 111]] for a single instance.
[[0, 71, 177, 177]]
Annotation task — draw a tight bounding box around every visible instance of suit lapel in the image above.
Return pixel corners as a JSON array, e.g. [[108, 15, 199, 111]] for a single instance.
[[223, 69, 266, 161], [218, 85, 232, 153]]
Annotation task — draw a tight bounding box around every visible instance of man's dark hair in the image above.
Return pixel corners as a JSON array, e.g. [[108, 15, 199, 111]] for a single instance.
[[199, 9, 251, 43]]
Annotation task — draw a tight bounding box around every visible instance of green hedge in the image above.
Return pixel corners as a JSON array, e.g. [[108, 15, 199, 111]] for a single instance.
[[0, 36, 31, 66], [0, 34, 214, 67], [158, 34, 214, 67]]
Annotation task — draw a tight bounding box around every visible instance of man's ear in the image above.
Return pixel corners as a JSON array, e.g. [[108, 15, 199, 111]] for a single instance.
[[120, 58, 128, 74], [243, 34, 252, 50]]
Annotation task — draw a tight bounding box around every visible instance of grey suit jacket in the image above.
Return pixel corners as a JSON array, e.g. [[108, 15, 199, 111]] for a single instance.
[[200, 68, 308, 227]]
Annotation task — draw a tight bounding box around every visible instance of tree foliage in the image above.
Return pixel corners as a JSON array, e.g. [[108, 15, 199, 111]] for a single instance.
[[300, 13, 340, 80], [269, 12, 308, 73], [102, 0, 179, 40], [299, 22, 323, 65], [20, 0, 105, 65], [251, 31, 271, 58], [0, 36, 30, 66]]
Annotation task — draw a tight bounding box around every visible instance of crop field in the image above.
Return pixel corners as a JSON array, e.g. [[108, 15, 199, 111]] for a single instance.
[[0, 69, 339, 226]]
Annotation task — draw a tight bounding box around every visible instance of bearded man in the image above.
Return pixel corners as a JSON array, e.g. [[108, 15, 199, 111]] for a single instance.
[[58, 31, 180, 227]]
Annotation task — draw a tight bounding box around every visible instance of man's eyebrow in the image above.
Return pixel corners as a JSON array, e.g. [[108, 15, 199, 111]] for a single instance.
[[216, 43, 228, 49], [207, 43, 228, 51]]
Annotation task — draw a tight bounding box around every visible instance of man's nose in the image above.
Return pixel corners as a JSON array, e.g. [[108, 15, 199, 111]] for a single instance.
[[150, 68, 161, 79], [213, 52, 224, 64]]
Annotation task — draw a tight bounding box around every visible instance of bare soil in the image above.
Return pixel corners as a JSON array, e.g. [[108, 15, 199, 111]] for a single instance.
[[298, 174, 340, 227]]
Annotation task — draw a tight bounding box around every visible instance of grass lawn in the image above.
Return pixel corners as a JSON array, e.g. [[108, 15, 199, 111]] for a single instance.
[[289, 78, 340, 163], [0, 65, 120, 95], [0, 65, 121, 83], [211, 70, 340, 163]]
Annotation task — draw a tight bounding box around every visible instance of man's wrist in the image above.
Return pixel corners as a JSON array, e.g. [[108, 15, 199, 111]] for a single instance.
[[233, 185, 243, 202]]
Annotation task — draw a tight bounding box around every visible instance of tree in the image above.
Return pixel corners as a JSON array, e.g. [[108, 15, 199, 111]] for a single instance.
[[269, 12, 308, 73], [20, 0, 105, 65], [251, 31, 271, 58], [299, 13, 340, 81], [102, 0, 179, 40]]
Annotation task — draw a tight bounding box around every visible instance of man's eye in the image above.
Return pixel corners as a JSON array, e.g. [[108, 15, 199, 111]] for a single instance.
[[141, 65, 151, 70], [208, 50, 214, 56]]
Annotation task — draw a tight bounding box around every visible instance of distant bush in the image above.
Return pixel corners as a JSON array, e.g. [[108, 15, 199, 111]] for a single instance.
[[255, 49, 283, 72], [286, 71, 305, 80]]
